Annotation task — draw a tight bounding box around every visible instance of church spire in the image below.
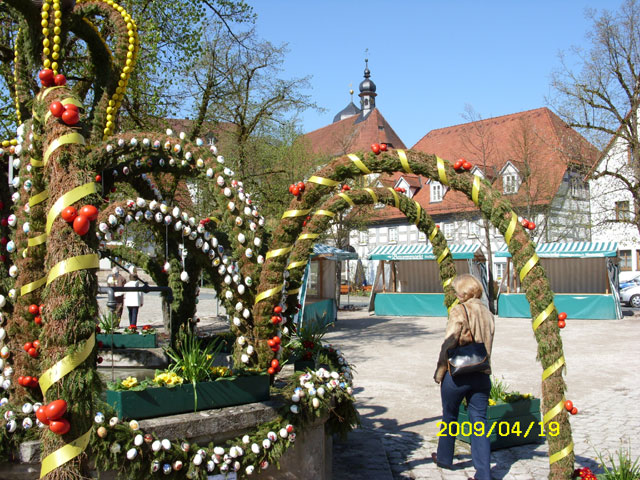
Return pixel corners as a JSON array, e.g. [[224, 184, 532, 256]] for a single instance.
[[358, 58, 377, 116]]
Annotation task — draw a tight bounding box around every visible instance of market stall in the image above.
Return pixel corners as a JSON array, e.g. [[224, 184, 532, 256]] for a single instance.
[[367, 244, 486, 316], [496, 241, 621, 319], [298, 244, 359, 326]]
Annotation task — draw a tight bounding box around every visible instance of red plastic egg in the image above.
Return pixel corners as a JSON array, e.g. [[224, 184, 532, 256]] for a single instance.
[[371, 143, 381, 154], [29, 304, 39, 315], [72, 215, 90, 236], [79, 204, 99, 221], [61, 109, 79, 125], [49, 101, 64, 118], [60, 206, 78, 223], [49, 418, 71, 435], [564, 400, 573, 411], [45, 399, 68, 421], [36, 406, 50, 425], [380, 143, 388, 152], [558, 312, 567, 321], [54, 74, 67, 86], [63, 103, 79, 112], [39, 69, 54, 86], [273, 306, 283, 314]]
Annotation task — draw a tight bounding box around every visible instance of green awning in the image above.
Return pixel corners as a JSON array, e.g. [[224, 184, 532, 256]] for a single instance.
[[367, 243, 481, 260], [312, 244, 358, 261], [494, 241, 618, 258]]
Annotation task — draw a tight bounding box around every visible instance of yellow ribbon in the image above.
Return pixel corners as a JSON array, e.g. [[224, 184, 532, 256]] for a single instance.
[[447, 298, 460, 312], [29, 190, 49, 207], [543, 399, 566, 425], [364, 188, 378, 204], [386, 187, 400, 208], [47, 254, 100, 286], [436, 156, 449, 186], [338, 192, 354, 207], [255, 286, 281, 304], [308, 175, 339, 187], [287, 260, 307, 270], [504, 212, 518, 245], [287, 288, 301, 295], [282, 209, 312, 219], [40, 332, 96, 397], [542, 356, 565, 381], [519, 253, 539, 282], [532, 302, 555, 331], [398, 149, 413, 174], [28, 233, 47, 247], [37, 86, 64, 101], [40, 428, 92, 478], [265, 246, 293, 260], [437, 247, 450, 264], [414, 201, 422, 226], [472, 175, 480, 205], [549, 442, 574, 465], [21, 276, 47, 296], [348, 154, 371, 174], [298, 233, 319, 241], [443, 277, 454, 288], [43, 133, 86, 165], [31, 158, 44, 168], [429, 226, 439, 241], [208, 217, 220, 225], [314, 210, 335, 217], [46, 182, 98, 235]]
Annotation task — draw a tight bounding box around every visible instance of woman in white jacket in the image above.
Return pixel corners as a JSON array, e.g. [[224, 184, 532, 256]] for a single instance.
[[123, 273, 144, 327]]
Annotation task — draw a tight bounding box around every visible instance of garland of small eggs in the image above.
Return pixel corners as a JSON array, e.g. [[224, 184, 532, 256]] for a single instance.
[[40, 0, 62, 74], [90, 355, 353, 477], [13, 29, 22, 126]]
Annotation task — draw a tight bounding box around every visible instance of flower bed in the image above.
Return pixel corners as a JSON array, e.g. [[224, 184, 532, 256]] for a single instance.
[[97, 332, 157, 349], [107, 374, 270, 420]]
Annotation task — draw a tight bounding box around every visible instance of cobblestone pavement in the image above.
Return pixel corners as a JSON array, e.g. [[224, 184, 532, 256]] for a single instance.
[[330, 309, 640, 479]]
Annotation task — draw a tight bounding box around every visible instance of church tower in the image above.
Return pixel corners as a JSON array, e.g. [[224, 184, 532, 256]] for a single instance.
[[358, 58, 377, 117]]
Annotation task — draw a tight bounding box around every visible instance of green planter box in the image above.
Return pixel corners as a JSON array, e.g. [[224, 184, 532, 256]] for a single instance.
[[106, 375, 270, 420], [97, 333, 157, 348], [294, 360, 316, 372], [456, 398, 544, 450]]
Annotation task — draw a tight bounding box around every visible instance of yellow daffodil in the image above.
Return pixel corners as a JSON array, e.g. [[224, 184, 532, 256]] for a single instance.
[[488, 399, 496, 406], [121, 376, 138, 389]]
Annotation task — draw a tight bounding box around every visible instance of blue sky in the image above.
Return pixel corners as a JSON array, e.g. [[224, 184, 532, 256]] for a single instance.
[[248, 0, 620, 147]]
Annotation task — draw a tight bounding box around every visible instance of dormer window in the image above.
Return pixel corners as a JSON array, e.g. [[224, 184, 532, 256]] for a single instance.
[[503, 173, 519, 194], [430, 181, 444, 202]]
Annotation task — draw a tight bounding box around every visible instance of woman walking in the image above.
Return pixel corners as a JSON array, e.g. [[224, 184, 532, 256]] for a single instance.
[[123, 273, 144, 327], [432, 274, 495, 480]]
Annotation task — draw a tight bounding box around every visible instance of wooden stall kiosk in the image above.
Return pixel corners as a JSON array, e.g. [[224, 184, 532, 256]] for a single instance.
[[367, 244, 486, 316], [298, 244, 359, 326], [496, 241, 622, 319]]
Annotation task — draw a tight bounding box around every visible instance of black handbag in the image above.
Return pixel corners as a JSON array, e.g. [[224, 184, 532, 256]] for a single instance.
[[447, 304, 489, 377]]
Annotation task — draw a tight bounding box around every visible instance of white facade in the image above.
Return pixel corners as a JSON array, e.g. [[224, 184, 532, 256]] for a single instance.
[[590, 136, 640, 280]]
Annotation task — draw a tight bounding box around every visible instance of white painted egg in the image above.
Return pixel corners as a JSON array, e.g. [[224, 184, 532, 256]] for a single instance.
[[9, 265, 18, 277], [159, 203, 169, 214], [22, 417, 33, 429], [7, 215, 16, 227], [180, 271, 189, 282], [241, 354, 249, 363], [21, 403, 33, 414], [126, 448, 138, 460], [161, 439, 171, 450], [151, 440, 161, 452], [238, 233, 245, 244], [136, 198, 146, 208]]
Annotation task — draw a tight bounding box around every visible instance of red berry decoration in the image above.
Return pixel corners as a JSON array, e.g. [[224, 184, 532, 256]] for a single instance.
[[17, 376, 25, 386], [61, 108, 79, 125], [291, 186, 300, 196], [267, 339, 275, 347], [267, 367, 275, 375], [341, 184, 350, 191], [60, 206, 78, 223], [271, 359, 279, 369], [371, 143, 381, 155], [558, 319, 566, 329], [271, 315, 281, 325], [462, 161, 472, 170], [273, 306, 283, 314], [54, 73, 67, 86], [72, 215, 90, 236], [564, 400, 573, 411], [39, 68, 54, 86], [28, 347, 38, 358], [570, 406, 578, 415], [28, 304, 39, 315], [527, 222, 536, 230], [380, 143, 388, 152], [521, 219, 530, 229], [23, 342, 33, 352], [33, 340, 40, 349], [95, 174, 102, 183], [453, 159, 463, 170], [34, 316, 43, 325], [49, 101, 64, 118], [558, 312, 567, 321], [49, 418, 71, 435], [297, 181, 305, 192]]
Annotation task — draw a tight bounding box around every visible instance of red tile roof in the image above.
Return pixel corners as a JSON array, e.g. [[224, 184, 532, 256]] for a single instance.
[[302, 108, 406, 157], [374, 107, 600, 221]]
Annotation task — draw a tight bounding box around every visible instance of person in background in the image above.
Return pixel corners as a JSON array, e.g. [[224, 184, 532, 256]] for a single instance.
[[108, 267, 126, 321], [431, 274, 495, 480], [123, 273, 144, 327]]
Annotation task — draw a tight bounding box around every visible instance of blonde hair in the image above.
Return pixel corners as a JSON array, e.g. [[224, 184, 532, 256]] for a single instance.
[[452, 274, 483, 302]]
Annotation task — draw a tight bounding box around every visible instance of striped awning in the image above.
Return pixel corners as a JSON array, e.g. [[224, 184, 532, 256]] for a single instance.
[[367, 243, 481, 261], [312, 244, 358, 260], [494, 241, 618, 258]]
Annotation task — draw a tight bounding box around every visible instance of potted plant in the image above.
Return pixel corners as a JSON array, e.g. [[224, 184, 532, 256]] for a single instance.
[[106, 328, 269, 420], [456, 377, 544, 450], [287, 313, 333, 371], [96, 312, 158, 348]]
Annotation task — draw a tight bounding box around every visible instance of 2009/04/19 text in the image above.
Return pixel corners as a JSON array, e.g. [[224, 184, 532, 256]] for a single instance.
[[436, 421, 559, 437]]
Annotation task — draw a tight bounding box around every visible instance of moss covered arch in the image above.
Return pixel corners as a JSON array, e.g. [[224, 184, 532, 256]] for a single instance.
[[254, 149, 574, 479]]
